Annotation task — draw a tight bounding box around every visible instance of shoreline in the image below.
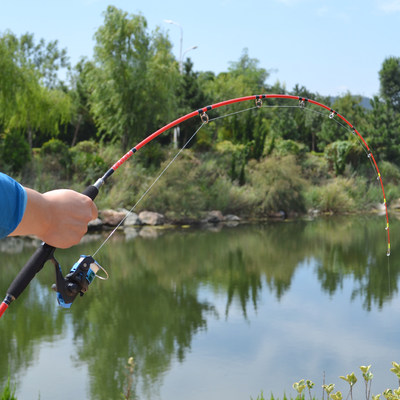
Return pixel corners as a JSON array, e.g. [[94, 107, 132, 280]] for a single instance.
[[1, 206, 393, 255]]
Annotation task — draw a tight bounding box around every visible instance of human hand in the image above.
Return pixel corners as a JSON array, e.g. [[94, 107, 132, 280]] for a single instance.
[[11, 188, 98, 248]]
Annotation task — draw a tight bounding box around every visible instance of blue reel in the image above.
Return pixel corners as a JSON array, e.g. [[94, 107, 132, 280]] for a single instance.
[[52, 255, 108, 308]]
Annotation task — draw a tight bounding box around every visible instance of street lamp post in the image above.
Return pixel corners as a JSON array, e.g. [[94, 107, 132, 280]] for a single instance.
[[181, 45, 198, 72], [164, 19, 183, 72], [164, 19, 197, 73], [164, 20, 199, 147]]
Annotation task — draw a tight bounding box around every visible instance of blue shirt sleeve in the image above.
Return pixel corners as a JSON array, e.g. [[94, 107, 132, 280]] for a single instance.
[[0, 173, 28, 238]]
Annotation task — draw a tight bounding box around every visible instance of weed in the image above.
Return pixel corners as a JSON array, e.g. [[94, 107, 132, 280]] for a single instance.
[[1, 376, 17, 400]]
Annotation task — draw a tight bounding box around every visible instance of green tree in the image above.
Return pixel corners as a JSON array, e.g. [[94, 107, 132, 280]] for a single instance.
[[67, 59, 97, 146], [367, 96, 400, 163], [86, 6, 179, 149], [291, 84, 326, 152], [175, 58, 211, 148], [202, 49, 270, 157], [0, 31, 72, 148], [317, 93, 366, 151], [0, 35, 24, 126], [379, 56, 400, 112], [204, 48, 269, 102], [16, 32, 70, 89]]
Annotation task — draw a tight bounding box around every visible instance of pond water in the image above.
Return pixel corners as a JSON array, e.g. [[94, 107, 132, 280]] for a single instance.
[[0, 215, 399, 400]]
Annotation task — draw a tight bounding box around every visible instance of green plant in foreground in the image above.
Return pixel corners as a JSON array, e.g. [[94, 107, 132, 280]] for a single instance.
[[330, 391, 342, 400], [361, 365, 374, 400], [390, 362, 400, 387], [340, 372, 357, 400], [293, 379, 306, 399], [322, 383, 335, 399], [1, 376, 17, 400], [121, 356, 135, 400], [383, 388, 400, 400], [306, 380, 315, 400], [288, 362, 400, 400]]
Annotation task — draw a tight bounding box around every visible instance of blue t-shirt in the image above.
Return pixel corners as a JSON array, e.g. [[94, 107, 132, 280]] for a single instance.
[[0, 173, 27, 238]]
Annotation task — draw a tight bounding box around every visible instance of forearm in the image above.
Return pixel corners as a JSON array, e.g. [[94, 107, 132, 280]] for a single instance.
[[10, 188, 51, 239]]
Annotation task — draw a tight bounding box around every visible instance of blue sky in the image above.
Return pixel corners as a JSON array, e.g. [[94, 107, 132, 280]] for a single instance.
[[0, 0, 399, 98]]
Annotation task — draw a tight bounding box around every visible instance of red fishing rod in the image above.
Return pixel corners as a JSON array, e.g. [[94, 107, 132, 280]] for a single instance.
[[0, 94, 391, 319]]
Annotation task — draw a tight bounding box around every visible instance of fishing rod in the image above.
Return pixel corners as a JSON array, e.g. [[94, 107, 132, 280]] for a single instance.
[[0, 94, 391, 319]]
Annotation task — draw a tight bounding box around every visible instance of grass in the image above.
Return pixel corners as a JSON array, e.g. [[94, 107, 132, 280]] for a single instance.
[[1, 376, 17, 400], [252, 362, 400, 400], [4, 361, 400, 400]]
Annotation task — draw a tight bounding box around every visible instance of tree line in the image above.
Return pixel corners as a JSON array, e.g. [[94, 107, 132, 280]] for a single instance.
[[1, 5, 400, 214]]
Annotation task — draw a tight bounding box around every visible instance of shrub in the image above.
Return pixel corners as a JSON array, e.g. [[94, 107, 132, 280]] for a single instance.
[[313, 178, 355, 214], [379, 161, 400, 185], [40, 138, 71, 178], [249, 155, 307, 215], [139, 151, 206, 217], [0, 130, 31, 174], [273, 139, 307, 158], [324, 140, 362, 176], [69, 140, 107, 185]]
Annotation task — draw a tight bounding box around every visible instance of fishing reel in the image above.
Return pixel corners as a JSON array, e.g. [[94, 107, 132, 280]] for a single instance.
[[51, 255, 108, 309]]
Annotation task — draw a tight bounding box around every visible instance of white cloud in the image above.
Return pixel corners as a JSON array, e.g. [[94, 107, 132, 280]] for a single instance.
[[378, 0, 400, 12]]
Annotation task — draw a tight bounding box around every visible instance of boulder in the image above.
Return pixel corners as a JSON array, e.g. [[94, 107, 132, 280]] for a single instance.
[[100, 209, 127, 226], [123, 212, 140, 227], [204, 210, 224, 224], [224, 214, 240, 222], [88, 218, 104, 230], [138, 211, 165, 226]]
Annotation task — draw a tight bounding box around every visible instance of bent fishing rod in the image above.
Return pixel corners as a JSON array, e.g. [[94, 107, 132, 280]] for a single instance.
[[0, 94, 391, 319]]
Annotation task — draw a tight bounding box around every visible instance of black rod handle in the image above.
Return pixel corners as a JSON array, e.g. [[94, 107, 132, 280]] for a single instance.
[[6, 243, 56, 299], [5, 185, 100, 301]]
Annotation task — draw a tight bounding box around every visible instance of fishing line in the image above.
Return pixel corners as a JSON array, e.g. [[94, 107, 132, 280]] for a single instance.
[[93, 105, 287, 257], [92, 123, 206, 257], [92, 104, 299, 257], [93, 100, 391, 259], [208, 105, 259, 121], [2, 94, 390, 317], [299, 105, 376, 160]]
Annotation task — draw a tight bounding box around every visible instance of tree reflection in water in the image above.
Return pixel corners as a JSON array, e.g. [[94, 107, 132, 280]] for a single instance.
[[0, 215, 398, 399]]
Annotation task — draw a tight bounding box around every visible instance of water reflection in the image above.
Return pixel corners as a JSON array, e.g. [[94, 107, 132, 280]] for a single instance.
[[0, 215, 398, 399]]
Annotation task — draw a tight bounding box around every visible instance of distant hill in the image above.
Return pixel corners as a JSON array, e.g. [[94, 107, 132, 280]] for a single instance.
[[330, 95, 373, 110], [360, 96, 373, 110]]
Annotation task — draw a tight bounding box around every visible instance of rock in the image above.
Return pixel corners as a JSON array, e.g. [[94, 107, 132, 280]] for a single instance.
[[138, 211, 164, 226], [224, 214, 240, 227], [308, 208, 320, 217], [204, 210, 224, 224], [88, 218, 104, 230], [224, 214, 240, 222], [0, 237, 25, 253], [123, 212, 140, 227], [100, 209, 127, 226]]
